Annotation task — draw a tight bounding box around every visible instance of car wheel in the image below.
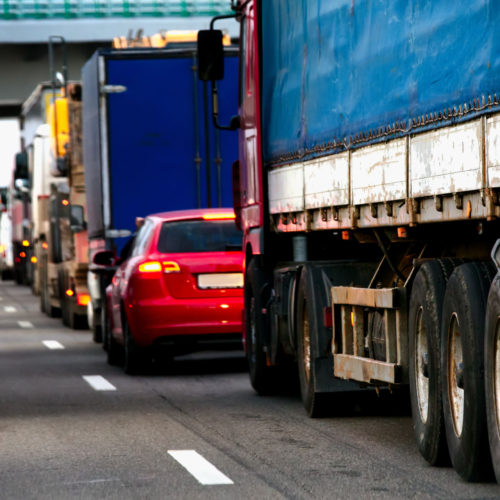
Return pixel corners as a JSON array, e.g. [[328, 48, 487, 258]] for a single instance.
[[441, 262, 495, 481], [106, 312, 122, 366], [123, 315, 149, 375]]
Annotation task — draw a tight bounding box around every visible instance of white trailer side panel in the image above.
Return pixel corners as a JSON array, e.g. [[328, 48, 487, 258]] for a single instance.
[[304, 153, 349, 209], [410, 120, 482, 197]]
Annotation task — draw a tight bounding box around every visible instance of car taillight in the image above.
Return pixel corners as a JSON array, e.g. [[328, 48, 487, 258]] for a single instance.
[[162, 261, 180, 273], [77, 293, 91, 306], [138, 261, 162, 273]]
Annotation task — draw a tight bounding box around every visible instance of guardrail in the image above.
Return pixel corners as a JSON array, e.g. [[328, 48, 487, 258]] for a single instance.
[[1, 0, 232, 19]]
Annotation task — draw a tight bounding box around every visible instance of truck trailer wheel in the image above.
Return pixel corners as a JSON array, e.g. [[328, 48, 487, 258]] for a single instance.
[[245, 259, 278, 395], [296, 267, 330, 417], [484, 272, 500, 483], [408, 261, 450, 466], [441, 262, 494, 481]]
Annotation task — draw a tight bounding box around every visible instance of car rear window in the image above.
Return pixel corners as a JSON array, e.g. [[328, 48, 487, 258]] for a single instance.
[[157, 220, 242, 253]]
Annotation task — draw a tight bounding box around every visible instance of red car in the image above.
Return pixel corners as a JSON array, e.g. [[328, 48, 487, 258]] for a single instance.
[[101, 208, 244, 373]]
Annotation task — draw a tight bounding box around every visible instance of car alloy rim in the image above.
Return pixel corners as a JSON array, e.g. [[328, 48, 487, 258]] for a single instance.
[[448, 314, 464, 437], [415, 306, 429, 424]]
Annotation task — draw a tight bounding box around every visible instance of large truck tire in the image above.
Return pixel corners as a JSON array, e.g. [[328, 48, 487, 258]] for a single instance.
[[484, 272, 500, 483], [408, 260, 451, 466], [245, 259, 280, 395], [440, 262, 495, 481], [296, 266, 331, 417]]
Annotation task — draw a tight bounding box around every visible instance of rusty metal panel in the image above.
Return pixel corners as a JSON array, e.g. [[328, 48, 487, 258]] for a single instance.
[[332, 286, 400, 309], [487, 114, 500, 187], [304, 153, 349, 209], [351, 139, 407, 205], [334, 354, 399, 384], [410, 120, 482, 197], [268, 164, 304, 214]]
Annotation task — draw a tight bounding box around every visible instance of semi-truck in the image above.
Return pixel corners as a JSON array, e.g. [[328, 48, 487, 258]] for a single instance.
[[35, 81, 90, 328], [82, 42, 239, 343], [198, 0, 500, 483]]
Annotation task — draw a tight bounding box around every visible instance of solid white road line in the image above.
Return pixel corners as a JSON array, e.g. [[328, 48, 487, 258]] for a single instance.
[[82, 375, 117, 391], [4, 306, 16, 312], [168, 450, 234, 485], [18, 321, 33, 328], [42, 340, 65, 350]]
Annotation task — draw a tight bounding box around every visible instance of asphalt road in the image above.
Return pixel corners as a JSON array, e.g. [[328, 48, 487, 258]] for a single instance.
[[0, 281, 498, 499]]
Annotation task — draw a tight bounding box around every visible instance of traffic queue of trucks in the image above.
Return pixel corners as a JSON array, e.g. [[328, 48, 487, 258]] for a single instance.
[[197, 0, 500, 484], [6, 33, 239, 339]]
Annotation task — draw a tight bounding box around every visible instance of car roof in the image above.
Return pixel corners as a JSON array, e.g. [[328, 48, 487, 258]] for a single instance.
[[145, 207, 236, 224]]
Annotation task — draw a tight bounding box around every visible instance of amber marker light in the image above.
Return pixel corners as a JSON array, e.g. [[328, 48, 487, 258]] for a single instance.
[[0, 245, 5, 253], [31, 256, 37, 264], [19, 251, 26, 258], [22, 240, 29, 247], [202, 212, 236, 220], [42, 242, 49, 250], [77, 293, 91, 306], [138, 261, 162, 273], [342, 231, 350, 241], [61, 199, 69, 206], [350, 310, 355, 327], [397, 227, 407, 238], [65, 289, 74, 297]]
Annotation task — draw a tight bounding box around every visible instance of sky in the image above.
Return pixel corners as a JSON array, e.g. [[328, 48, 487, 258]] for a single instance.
[[0, 118, 21, 188]]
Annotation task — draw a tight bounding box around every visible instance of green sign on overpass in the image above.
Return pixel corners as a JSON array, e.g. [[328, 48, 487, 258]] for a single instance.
[[1, 0, 232, 19]]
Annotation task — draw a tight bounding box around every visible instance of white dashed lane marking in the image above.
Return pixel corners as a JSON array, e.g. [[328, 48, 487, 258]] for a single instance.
[[168, 450, 234, 485], [42, 340, 65, 350], [18, 321, 33, 328], [82, 375, 116, 391], [4, 306, 16, 313]]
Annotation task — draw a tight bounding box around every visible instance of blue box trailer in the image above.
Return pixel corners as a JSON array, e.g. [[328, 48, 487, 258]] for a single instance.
[[82, 45, 239, 336], [82, 46, 238, 252]]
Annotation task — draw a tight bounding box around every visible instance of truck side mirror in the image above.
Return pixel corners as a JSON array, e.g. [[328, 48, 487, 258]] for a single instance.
[[14, 152, 28, 180], [197, 30, 224, 82], [70, 204, 85, 233]]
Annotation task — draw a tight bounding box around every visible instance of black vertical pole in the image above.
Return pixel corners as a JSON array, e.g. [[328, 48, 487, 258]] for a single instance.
[[203, 81, 212, 208], [191, 54, 202, 208]]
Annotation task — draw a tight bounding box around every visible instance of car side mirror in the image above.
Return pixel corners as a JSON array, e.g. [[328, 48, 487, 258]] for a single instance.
[[197, 29, 224, 82], [70, 204, 85, 233], [92, 250, 117, 267]]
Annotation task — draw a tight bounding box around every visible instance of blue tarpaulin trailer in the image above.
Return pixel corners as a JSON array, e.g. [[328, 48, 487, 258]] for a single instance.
[[261, 0, 500, 164]]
